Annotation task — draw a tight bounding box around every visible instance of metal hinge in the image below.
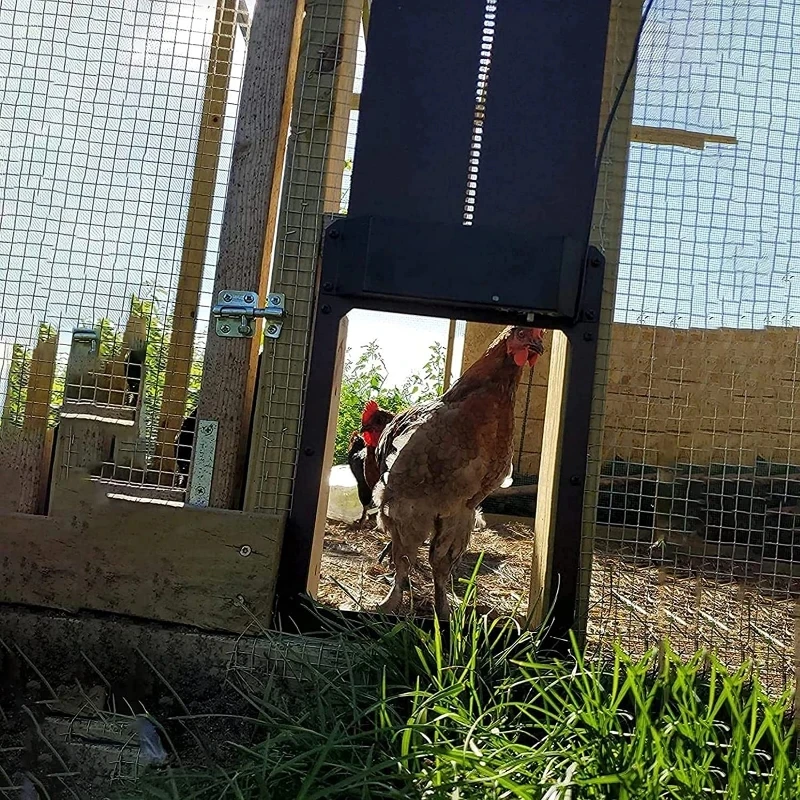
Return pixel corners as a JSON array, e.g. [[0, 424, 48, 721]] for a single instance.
[[211, 291, 285, 339]]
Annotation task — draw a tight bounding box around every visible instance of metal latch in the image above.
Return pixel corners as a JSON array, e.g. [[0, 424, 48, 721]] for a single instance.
[[71, 327, 100, 353], [211, 291, 285, 339]]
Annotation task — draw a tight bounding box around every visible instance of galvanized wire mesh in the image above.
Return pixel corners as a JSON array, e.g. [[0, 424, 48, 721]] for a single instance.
[[0, 0, 246, 508], [247, 0, 365, 514], [579, 0, 800, 697]]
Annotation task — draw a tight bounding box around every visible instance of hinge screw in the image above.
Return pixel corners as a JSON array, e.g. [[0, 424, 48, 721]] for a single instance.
[[266, 324, 279, 336], [223, 293, 232, 302], [243, 294, 254, 303], [220, 324, 231, 334]]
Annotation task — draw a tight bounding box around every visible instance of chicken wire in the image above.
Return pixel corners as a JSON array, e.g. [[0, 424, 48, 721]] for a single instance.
[[246, 0, 366, 514], [577, 0, 800, 698], [0, 0, 247, 508]]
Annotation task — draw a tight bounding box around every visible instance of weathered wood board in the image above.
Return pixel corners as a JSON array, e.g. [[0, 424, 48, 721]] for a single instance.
[[0, 479, 283, 632]]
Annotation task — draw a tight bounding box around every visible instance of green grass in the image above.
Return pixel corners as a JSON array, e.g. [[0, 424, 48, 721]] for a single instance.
[[129, 573, 799, 799]]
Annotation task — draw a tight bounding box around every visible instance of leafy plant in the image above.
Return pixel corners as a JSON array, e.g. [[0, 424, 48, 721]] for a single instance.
[[1, 343, 30, 426], [334, 340, 445, 465]]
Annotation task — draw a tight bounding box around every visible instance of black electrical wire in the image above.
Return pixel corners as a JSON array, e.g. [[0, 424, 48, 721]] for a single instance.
[[594, 0, 657, 175], [576, 0, 657, 320]]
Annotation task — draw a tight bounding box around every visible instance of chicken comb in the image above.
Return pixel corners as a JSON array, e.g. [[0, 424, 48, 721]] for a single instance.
[[361, 399, 379, 425]]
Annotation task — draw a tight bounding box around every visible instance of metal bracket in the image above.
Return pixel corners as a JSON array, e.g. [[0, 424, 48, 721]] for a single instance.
[[211, 291, 285, 339]]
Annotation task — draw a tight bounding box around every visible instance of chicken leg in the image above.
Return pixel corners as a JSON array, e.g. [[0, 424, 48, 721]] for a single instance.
[[376, 508, 431, 614], [428, 507, 474, 621]]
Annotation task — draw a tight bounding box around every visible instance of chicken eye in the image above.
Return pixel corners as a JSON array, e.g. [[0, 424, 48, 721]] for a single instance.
[[517, 330, 526, 339]]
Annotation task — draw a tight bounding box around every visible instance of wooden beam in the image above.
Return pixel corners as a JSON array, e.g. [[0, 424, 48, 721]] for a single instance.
[[156, 0, 239, 471], [244, 0, 362, 514], [196, 0, 304, 508], [630, 125, 737, 150], [0, 487, 283, 632], [530, 331, 570, 620]]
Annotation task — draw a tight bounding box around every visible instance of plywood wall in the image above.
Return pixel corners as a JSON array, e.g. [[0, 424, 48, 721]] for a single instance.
[[462, 322, 800, 475]]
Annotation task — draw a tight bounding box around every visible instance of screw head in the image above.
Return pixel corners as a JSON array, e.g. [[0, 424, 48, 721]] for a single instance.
[[243, 294, 254, 303], [583, 331, 594, 342], [270, 295, 281, 305], [223, 293, 232, 302], [239, 544, 252, 557], [323, 281, 333, 291], [492, 295, 500, 302], [570, 475, 581, 486], [590, 255, 602, 268], [304, 447, 315, 456], [321, 304, 332, 314], [266, 323, 279, 336], [220, 324, 231, 334], [585, 310, 596, 321], [329, 228, 340, 239]]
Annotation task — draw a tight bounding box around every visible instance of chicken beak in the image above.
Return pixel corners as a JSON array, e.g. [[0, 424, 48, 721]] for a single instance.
[[526, 338, 544, 366]]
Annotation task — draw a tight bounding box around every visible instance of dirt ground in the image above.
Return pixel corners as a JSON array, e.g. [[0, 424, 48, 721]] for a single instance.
[[318, 517, 797, 696], [319, 516, 535, 617]]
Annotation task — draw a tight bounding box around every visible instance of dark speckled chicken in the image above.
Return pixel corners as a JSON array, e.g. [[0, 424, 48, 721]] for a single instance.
[[374, 326, 545, 620]]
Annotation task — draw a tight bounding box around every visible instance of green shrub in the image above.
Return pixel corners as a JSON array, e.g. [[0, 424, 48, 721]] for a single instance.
[[334, 340, 445, 465]]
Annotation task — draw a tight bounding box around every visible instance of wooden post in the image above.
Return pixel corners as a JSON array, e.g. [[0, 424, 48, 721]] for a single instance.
[[527, 0, 642, 629], [22, 325, 57, 433], [195, 0, 304, 508], [106, 304, 148, 409], [244, 0, 362, 514], [16, 325, 58, 513], [156, 0, 240, 470], [442, 319, 457, 392]]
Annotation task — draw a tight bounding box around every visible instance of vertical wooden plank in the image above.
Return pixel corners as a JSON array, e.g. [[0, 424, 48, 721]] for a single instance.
[[442, 319, 457, 392], [196, 0, 304, 507], [244, 0, 362, 514], [17, 325, 58, 513], [528, 0, 641, 627], [22, 325, 57, 433], [156, 0, 239, 469], [106, 305, 148, 409], [529, 330, 570, 620]]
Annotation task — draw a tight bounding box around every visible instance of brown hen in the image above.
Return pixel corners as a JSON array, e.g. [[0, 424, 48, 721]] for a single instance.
[[374, 326, 545, 620]]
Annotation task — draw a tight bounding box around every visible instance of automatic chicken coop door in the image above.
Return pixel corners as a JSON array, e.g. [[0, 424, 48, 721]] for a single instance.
[[281, 0, 612, 636]]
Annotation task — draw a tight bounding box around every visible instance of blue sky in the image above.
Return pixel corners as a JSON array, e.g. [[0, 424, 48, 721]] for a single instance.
[[1, 0, 799, 409], [619, 0, 800, 329]]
